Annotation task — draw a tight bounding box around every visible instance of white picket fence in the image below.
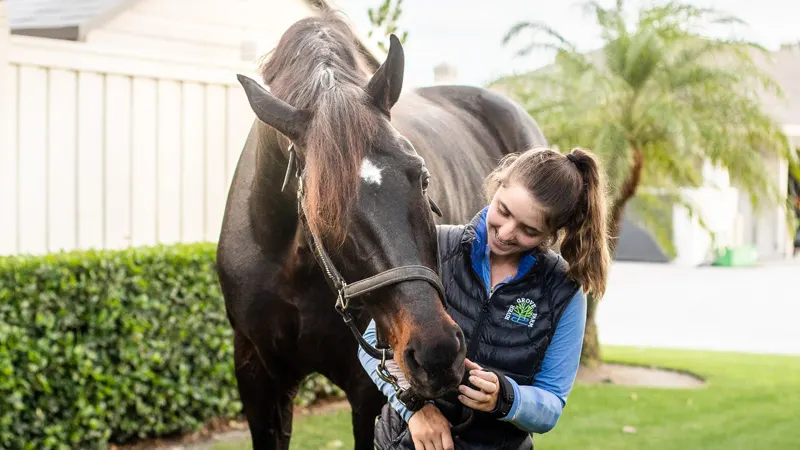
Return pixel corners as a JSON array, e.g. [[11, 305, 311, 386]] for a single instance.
[[0, 33, 260, 256]]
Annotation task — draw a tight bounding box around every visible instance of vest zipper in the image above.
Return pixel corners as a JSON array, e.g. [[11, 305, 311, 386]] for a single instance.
[[464, 256, 539, 360], [465, 268, 503, 359]]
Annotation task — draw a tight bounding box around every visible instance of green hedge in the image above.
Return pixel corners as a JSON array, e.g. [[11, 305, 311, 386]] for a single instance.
[[0, 243, 343, 450]]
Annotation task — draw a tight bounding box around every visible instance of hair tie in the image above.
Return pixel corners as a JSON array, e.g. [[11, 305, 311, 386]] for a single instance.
[[566, 153, 579, 165]]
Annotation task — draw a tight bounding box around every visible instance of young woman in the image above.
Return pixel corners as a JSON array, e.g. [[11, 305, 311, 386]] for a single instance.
[[359, 147, 611, 450]]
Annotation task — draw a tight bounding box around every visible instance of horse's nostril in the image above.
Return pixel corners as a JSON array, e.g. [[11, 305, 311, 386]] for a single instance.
[[455, 327, 465, 348], [404, 347, 420, 372]]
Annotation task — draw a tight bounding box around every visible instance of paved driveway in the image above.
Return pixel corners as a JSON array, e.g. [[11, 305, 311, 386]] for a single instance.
[[596, 261, 800, 355]]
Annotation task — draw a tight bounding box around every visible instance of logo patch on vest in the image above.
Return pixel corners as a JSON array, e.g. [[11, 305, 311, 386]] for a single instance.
[[505, 298, 538, 327]]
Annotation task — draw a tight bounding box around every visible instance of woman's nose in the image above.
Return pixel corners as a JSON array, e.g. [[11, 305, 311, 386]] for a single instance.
[[498, 223, 515, 242]]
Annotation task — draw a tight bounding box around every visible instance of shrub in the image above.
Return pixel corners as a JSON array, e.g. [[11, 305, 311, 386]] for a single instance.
[[0, 243, 343, 449]]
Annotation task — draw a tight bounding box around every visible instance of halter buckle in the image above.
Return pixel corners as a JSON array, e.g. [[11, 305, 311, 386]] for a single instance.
[[334, 285, 349, 312]]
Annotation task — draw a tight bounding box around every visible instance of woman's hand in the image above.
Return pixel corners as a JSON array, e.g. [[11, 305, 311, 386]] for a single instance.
[[408, 403, 454, 450], [457, 359, 499, 412]]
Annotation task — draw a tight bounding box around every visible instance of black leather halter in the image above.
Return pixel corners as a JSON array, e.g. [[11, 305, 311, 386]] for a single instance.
[[283, 143, 443, 410]]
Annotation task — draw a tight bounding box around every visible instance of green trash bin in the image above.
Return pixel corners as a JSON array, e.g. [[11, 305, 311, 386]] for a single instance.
[[713, 245, 758, 267]]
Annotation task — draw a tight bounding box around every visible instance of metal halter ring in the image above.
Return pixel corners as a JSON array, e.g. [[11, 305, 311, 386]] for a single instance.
[[376, 349, 403, 394]]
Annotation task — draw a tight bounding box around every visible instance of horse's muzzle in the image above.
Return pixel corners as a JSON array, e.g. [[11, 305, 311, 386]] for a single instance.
[[402, 323, 466, 398]]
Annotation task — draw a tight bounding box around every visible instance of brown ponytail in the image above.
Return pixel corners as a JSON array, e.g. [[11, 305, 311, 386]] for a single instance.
[[559, 148, 611, 299], [481, 147, 611, 298]]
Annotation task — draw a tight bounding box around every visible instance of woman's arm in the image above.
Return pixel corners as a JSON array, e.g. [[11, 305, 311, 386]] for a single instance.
[[360, 322, 456, 449], [357, 320, 414, 422], [498, 289, 587, 433]]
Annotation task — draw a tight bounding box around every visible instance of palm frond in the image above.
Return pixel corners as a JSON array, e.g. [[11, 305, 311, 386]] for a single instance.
[[579, 0, 628, 41], [491, 0, 796, 256], [502, 20, 578, 53]]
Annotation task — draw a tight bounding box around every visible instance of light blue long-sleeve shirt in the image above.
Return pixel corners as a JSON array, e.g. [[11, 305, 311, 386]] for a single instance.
[[356, 207, 587, 433], [358, 322, 418, 423], [499, 289, 586, 433]]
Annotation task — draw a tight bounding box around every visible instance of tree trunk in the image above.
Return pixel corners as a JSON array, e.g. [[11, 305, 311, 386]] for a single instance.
[[609, 148, 645, 254], [580, 148, 644, 366], [580, 292, 601, 366]]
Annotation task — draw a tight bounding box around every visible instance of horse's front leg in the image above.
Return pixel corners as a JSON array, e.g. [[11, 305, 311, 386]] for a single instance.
[[234, 329, 302, 450]]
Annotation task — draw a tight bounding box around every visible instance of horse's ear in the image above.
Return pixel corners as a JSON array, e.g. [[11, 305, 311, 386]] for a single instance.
[[366, 34, 405, 115], [236, 74, 310, 144]]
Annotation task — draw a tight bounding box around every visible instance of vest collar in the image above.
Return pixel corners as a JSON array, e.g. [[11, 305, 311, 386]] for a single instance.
[[461, 206, 538, 295]]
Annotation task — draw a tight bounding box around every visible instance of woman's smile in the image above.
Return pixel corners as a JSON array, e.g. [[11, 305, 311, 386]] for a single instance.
[[492, 230, 516, 250]]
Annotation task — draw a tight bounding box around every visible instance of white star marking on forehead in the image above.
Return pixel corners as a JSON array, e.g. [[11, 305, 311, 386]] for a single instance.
[[360, 158, 383, 186]]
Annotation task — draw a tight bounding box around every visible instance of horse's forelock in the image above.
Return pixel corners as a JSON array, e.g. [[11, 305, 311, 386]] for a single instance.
[[257, 12, 382, 247], [304, 87, 381, 247]]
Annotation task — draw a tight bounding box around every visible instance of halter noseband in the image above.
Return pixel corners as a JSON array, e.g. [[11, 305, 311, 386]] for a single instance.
[[283, 143, 444, 410]]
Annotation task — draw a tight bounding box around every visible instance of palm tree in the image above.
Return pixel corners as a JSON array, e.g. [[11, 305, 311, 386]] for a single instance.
[[493, 0, 800, 366]]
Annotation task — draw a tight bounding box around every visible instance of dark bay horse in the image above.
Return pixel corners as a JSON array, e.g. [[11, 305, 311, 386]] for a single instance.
[[215, 12, 547, 450]]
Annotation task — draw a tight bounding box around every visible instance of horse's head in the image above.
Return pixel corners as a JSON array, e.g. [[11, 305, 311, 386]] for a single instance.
[[236, 26, 465, 398]]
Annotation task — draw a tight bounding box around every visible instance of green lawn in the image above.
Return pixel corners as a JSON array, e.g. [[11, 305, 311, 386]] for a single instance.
[[213, 346, 800, 450]]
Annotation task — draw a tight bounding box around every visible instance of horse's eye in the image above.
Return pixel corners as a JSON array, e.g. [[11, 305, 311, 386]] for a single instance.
[[422, 174, 430, 191]]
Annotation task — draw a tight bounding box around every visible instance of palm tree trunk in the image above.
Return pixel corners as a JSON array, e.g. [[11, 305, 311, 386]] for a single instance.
[[580, 147, 644, 366], [609, 148, 645, 252], [580, 292, 601, 367]]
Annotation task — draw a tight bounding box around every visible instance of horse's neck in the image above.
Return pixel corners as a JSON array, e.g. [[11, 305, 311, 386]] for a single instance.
[[248, 124, 305, 258]]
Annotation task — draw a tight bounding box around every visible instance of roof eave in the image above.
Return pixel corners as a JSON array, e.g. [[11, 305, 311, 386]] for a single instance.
[[9, 0, 144, 42], [77, 0, 145, 41], [11, 26, 79, 40]]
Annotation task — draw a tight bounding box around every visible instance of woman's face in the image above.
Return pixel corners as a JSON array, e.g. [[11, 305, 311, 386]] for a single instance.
[[486, 181, 549, 257]]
